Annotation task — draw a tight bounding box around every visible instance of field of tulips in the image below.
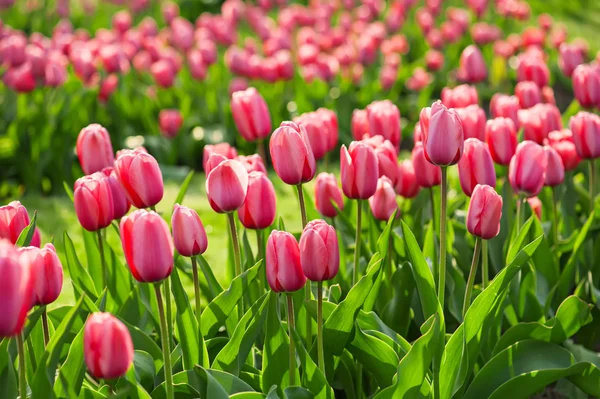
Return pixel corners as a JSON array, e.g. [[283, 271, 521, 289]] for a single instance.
[[2, 0, 600, 398]]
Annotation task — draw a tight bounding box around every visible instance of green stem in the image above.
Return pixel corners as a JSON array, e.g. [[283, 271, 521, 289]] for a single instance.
[[296, 184, 308, 228], [438, 168, 448, 308], [589, 160, 595, 212], [257, 140, 267, 165], [17, 333, 26, 399], [433, 361, 440, 399], [154, 284, 174, 399], [164, 277, 173, 347], [317, 281, 325, 377], [191, 256, 202, 328], [504, 178, 514, 234], [26, 336, 37, 372], [286, 293, 297, 386], [353, 200, 363, 286], [429, 187, 438, 232], [482, 240, 489, 289], [42, 307, 50, 347], [256, 230, 265, 293], [296, 184, 312, 344], [552, 187, 559, 246], [463, 237, 483, 318], [227, 212, 243, 319], [150, 205, 157, 212], [97, 229, 107, 290], [515, 195, 523, 235]]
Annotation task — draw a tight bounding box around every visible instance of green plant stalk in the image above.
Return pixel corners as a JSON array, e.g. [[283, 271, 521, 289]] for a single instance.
[[17, 333, 26, 399], [317, 281, 325, 377], [353, 199, 363, 286], [256, 229, 265, 293], [257, 140, 267, 165], [191, 256, 201, 328], [41, 306, 50, 347], [296, 184, 312, 344], [227, 212, 243, 318], [463, 237, 483, 318], [164, 277, 174, 346], [552, 187, 559, 246], [155, 283, 174, 399], [589, 159, 596, 212], [97, 229, 107, 290], [481, 240, 489, 289], [438, 167, 448, 308], [515, 195, 523, 235], [286, 293, 297, 387]]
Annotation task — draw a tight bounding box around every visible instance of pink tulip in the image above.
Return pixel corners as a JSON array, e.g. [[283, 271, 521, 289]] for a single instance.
[[369, 177, 399, 221], [517, 56, 550, 88], [314, 173, 344, 218], [558, 43, 585, 77], [572, 64, 600, 109], [206, 159, 248, 213], [542, 86, 556, 105], [84, 313, 134, 379], [76, 124, 115, 175], [229, 77, 249, 96], [366, 100, 401, 149], [340, 142, 379, 199], [151, 60, 175, 88], [466, 184, 502, 240], [270, 122, 316, 186], [231, 87, 272, 142], [515, 81, 542, 109], [294, 112, 330, 161], [0, 240, 33, 337], [528, 197, 542, 220], [454, 105, 486, 141], [458, 138, 496, 197], [98, 74, 118, 102], [158, 109, 183, 138], [112, 10, 132, 34], [395, 160, 420, 198], [457, 45, 487, 83], [362, 135, 399, 185], [266, 230, 306, 292], [544, 145, 565, 187], [238, 171, 276, 230], [411, 142, 441, 188], [569, 111, 600, 159], [101, 167, 131, 220], [441, 85, 479, 109], [171, 17, 194, 51], [0, 201, 39, 247], [509, 141, 548, 197], [485, 117, 518, 166], [425, 50, 444, 71], [171, 204, 207, 257], [423, 101, 464, 166], [236, 154, 266, 174], [548, 130, 581, 171], [74, 173, 114, 232], [406, 67, 432, 91], [114, 149, 164, 209], [120, 209, 174, 282], [203, 143, 238, 172], [316, 108, 339, 153], [351, 109, 369, 141], [518, 104, 562, 144], [18, 243, 63, 306], [490, 94, 520, 128], [299, 220, 339, 281]]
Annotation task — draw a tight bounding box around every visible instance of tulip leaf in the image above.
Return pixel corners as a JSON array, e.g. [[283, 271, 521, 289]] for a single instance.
[[506, 216, 535, 265], [63, 231, 98, 301], [0, 339, 17, 399], [290, 328, 334, 399], [15, 210, 37, 247], [198, 255, 224, 300], [53, 326, 86, 397], [172, 170, 195, 209], [63, 181, 74, 202], [132, 350, 156, 393]]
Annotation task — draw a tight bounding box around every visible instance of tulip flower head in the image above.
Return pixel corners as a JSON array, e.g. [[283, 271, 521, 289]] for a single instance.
[[395, 160, 420, 198], [458, 138, 497, 197], [238, 171, 276, 230], [270, 122, 316, 186], [171, 204, 208, 257], [231, 87, 272, 142], [0, 201, 40, 247], [544, 145, 565, 187], [485, 117, 518, 165], [467, 184, 503, 240], [569, 111, 600, 159], [74, 172, 115, 232], [266, 230, 306, 292], [0, 239, 33, 337], [76, 123, 115, 175], [158, 109, 183, 138], [299, 220, 339, 281], [18, 243, 63, 306], [422, 101, 464, 166], [369, 176, 399, 221], [340, 141, 379, 200], [314, 172, 345, 218], [84, 313, 134, 379], [509, 141, 548, 197], [114, 149, 164, 209], [206, 159, 249, 213]]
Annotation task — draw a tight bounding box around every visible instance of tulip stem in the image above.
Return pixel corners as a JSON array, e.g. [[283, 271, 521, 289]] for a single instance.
[[42, 307, 50, 347], [154, 284, 174, 399], [552, 187, 560, 246], [515, 196, 523, 235], [317, 281, 325, 377], [353, 200, 363, 286], [97, 230, 107, 291], [256, 230, 265, 293], [258, 140, 267, 165], [191, 256, 202, 328], [164, 277, 174, 347], [438, 167, 448, 308], [296, 184, 308, 228], [286, 293, 297, 386], [227, 212, 243, 318], [463, 237, 483, 318], [589, 160, 596, 212], [16, 333, 26, 399], [481, 240, 489, 289], [295, 184, 312, 344]]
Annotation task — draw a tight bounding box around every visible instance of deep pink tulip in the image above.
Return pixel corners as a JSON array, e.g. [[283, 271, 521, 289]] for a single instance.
[[74, 173, 114, 232], [515, 81, 542, 109], [0, 240, 33, 337], [509, 141, 548, 197], [528, 197, 542, 220], [98, 74, 118, 103], [490, 94, 520, 128], [112, 10, 132, 34], [544, 145, 565, 187], [231, 87, 272, 142], [454, 105, 486, 141], [0, 201, 39, 247], [395, 160, 420, 198], [425, 49, 444, 71], [266, 230, 306, 292], [162, 1, 179, 24], [517, 56, 550, 88], [203, 143, 238, 172], [466, 184, 502, 240], [151, 60, 175, 88], [542, 86, 556, 105], [171, 17, 194, 51], [314, 173, 344, 218], [548, 130, 581, 171], [441, 84, 479, 109], [366, 100, 401, 149], [369, 177, 399, 221], [171, 204, 207, 257], [340, 142, 379, 200], [351, 109, 369, 141], [76, 124, 115, 175], [572, 64, 600, 109], [270, 122, 316, 186], [84, 313, 134, 379], [458, 138, 496, 197], [229, 77, 249, 96], [114, 149, 164, 209], [423, 101, 464, 166], [101, 167, 130, 220], [5, 62, 36, 93], [120, 209, 174, 282], [558, 43, 585, 77], [316, 108, 338, 153], [362, 135, 399, 185], [457, 45, 487, 83], [411, 142, 441, 188], [299, 220, 339, 281], [406, 67, 432, 91], [485, 117, 518, 165], [569, 111, 600, 159], [236, 154, 266, 174], [206, 159, 248, 213], [518, 104, 562, 144], [158, 109, 183, 138], [18, 243, 63, 306], [294, 112, 330, 161], [238, 171, 276, 230]]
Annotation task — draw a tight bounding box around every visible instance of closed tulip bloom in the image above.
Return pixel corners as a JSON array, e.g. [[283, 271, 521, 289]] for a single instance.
[[171, 204, 207, 257], [0, 201, 39, 246], [366, 100, 401, 148], [570, 111, 600, 159], [238, 171, 276, 230], [114, 149, 164, 209], [101, 167, 130, 220], [231, 87, 272, 142], [455, 105, 486, 141], [544, 145, 565, 187], [76, 124, 115, 175], [270, 122, 316, 186], [206, 160, 248, 213], [316, 108, 339, 152], [466, 184, 502, 240], [458, 138, 497, 197], [457, 45, 487, 83], [515, 81, 542, 109], [558, 43, 585, 77], [509, 141, 548, 197], [490, 93, 520, 128], [120, 210, 174, 282], [299, 220, 339, 281], [294, 113, 330, 160], [485, 117, 518, 165], [572, 64, 600, 108], [74, 173, 114, 232], [517, 56, 550, 88], [548, 130, 581, 171], [236, 154, 266, 174], [411, 142, 442, 188], [351, 109, 369, 140], [203, 143, 238, 172], [362, 135, 399, 185], [528, 197, 542, 220], [151, 60, 175, 88], [158, 109, 183, 138], [395, 160, 420, 198], [18, 244, 63, 306], [0, 240, 33, 337], [423, 101, 464, 166], [314, 173, 344, 218], [266, 230, 306, 292], [84, 313, 134, 379], [369, 177, 399, 221], [518, 104, 562, 144], [441, 84, 479, 108], [340, 142, 379, 199]]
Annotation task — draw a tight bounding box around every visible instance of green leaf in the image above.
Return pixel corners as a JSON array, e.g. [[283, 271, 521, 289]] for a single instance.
[[198, 255, 223, 301], [506, 216, 534, 265], [53, 326, 86, 397], [63, 181, 74, 202], [170, 268, 202, 370], [0, 339, 17, 399], [172, 170, 195, 209], [199, 368, 255, 395], [16, 211, 37, 247], [290, 328, 334, 399], [347, 323, 398, 388], [284, 386, 316, 398], [132, 350, 156, 393], [63, 232, 98, 301], [122, 320, 163, 363]]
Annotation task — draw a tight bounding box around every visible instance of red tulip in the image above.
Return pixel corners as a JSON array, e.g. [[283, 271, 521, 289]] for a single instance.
[[299, 220, 339, 281], [0, 240, 33, 337], [76, 124, 115, 175], [362, 135, 399, 185], [515, 81, 542, 109], [270, 122, 316, 186], [366, 100, 401, 149], [569, 111, 600, 159], [351, 109, 369, 140], [120, 209, 174, 282], [100, 167, 130, 220], [236, 154, 266, 174], [112, 10, 132, 34], [457, 45, 487, 83], [0, 201, 40, 247], [558, 43, 585, 77], [544, 145, 565, 187], [395, 160, 420, 198], [412, 142, 441, 188], [159, 109, 183, 138], [171, 204, 208, 257], [203, 143, 238, 172], [238, 171, 276, 230], [509, 141, 548, 197], [314, 172, 344, 218], [369, 177, 399, 221], [18, 243, 62, 306], [423, 101, 464, 166], [572, 64, 600, 109], [231, 87, 272, 142], [340, 141, 379, 199], [406, 67, 432, 91], [294, 112, 330, 161], [517, 56, 550, 88], [151, 60, 175, 88], [528, 197, 542, 220], [490, 93, 520, 128], [98, 74, 118, 102], [458, 138, 496, 197], [466, 184, 502, 240], [206, 159, 248, 213], [266, 230, 306, 292], [425, 49, 444, 71], [84, 313, 134, 379], [548, 130, 581, 171], [74, 173, 114, 232], [485, 117, 518, 166], [518, 104, 562, 144], [454, 104, 486, 141], [114, 149, 164, 209], [441, 84, 479, 109]]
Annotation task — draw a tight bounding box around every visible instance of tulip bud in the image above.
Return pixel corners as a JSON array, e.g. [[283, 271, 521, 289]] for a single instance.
[[369, 177, 399, 221], [490, 93, 520, 128], [299, 220, 339, 281], [203, 143, 238, 172], [423, 101, 464, 166], [236, 154, 266, 174], [509, 141, 548, 197], [18, 243, 63, 306], [457, 45, 487, 83], [454, 104, 486, 141], [0, 240, 33, 337], [366, 100, 401, 149], [441, 84, 478, 108], [120, 210, 174, 282], [351, 109, 369, 141], [395, 160, 420, 198], [548, 130, 581, 171], [411, 142, 442, 188], [558, 43, 585, 78], [518, 104, 562, 145], [84, 313, 134, 379], [206, 159, 249, 213], [151, 59, 175, 88], [570, 111, 600, 159], [572, 64, 600, 109], [238, 171, 276, 230], [458, 138, 496, 197], [515, 81, 542, 109], [114, 149, 164, 209], [158, 109, 183, 138], [101, 167, 131, 220], [340, 142, 379, 200], [0, 201, 39, 246], [231, 87, 272, 142], [485, 117, 518, 165], [74, 173, 114, 232], [294, 112, 330, 161], [314, 173, 344, 218], [171, 204, 207, 257], [270, 122, 316, 186], [467, 184, 502, 240], [528, 197, 542, 220], [76, 124, 115, 175], [266, 230, 306, 292], [544, 145, 565, 187], [361, 135, 399, 185], [517, 56, 550, 88]]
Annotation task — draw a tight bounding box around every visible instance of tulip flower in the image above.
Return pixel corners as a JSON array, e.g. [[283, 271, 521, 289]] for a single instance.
[[515, 81, 542, 109], [362, 135, 399, 185], [0, 201, 40, 247], [548, 130, 581, 171], [294, 112, 331, 161], [509, 141, 547, 199], [314, 173, 344, 218], [369, 177, 399, 221], [457, 45, 487, 83], [76, 123, 115, 175], [422, 101, 464, 167], [351, 109, 369, 140], [485, 118, 518, 166], [458, 138, 497, 197], [236, 154, 267, 174], [238, 171, 276, 230], [411, 142, 442, 189], [441, 84, 479, 108], [231, 87, 272, 145], [490, 94, 520, 128], [101, 167, 131, 220], [517, 56, 550, 88], [114, 149, 164, 209], [558, 43, 585, 77], [74, 172, 114, 232], [366, 100, 401, 149], [340, 142, 379, 200], [572, 64, 600, 109], [528, 197, 542, 220], [395, 160, 420, 198], [454, 104, 486, 141], [518, 104, 562, 145], [84, 313, 134, 380], [206, 159, 248, 214], [151, 59, 175, 88], [158, 109, 183, 138], [544, 145, 565, 187], [570, 112, 600, 160]]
